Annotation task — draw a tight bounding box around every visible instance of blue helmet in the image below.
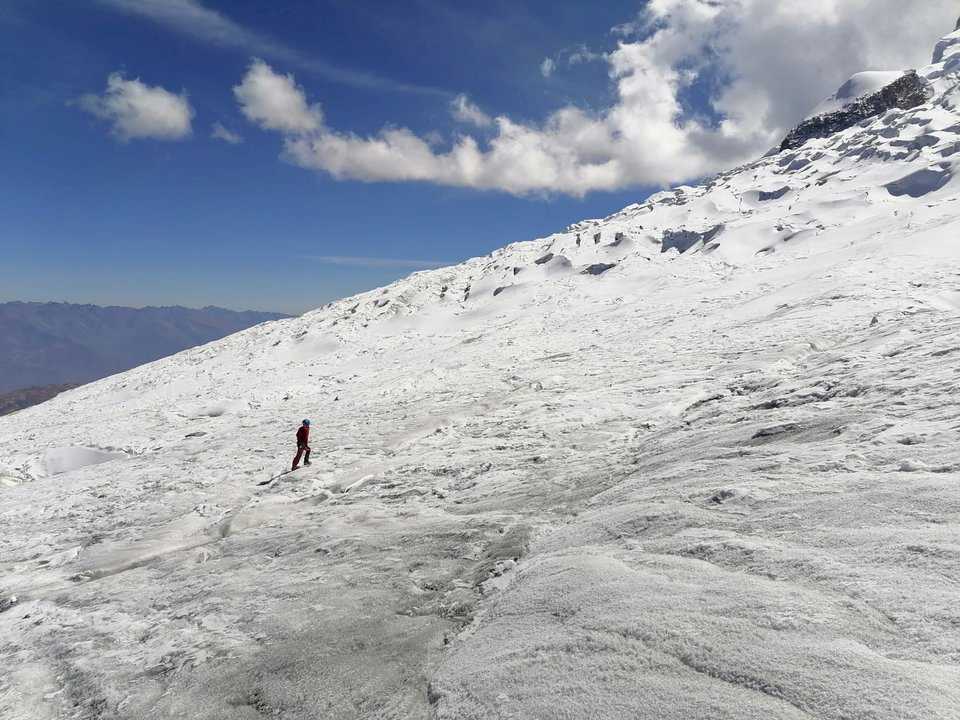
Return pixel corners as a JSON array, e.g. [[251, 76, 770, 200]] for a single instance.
[[302, 419, 311, 426]]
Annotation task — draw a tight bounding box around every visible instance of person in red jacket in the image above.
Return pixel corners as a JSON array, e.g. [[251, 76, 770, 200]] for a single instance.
[[292, 419, 311, 470]]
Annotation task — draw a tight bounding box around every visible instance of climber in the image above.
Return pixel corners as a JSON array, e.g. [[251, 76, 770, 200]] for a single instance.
[[292, 419, 311, 470]]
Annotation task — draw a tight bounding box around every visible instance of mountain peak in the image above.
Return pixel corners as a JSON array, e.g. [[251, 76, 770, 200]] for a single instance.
[[778, 19, 960, 155], [779, 71, 932, 152]]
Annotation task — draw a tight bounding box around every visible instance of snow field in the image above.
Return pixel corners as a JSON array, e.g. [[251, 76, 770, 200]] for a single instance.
[[2, 25, 960, 720]]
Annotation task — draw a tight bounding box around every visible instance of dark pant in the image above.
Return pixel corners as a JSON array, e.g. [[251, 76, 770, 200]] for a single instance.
[[292, 444, 310, 470]]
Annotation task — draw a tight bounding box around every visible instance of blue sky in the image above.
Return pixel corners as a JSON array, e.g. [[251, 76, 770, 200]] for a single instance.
[[1, 1, 953, 314]]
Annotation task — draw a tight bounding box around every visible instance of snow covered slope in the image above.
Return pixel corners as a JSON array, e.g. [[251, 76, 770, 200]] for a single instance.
[[806, 70, 908, 119], [3, 24, 960, 720]]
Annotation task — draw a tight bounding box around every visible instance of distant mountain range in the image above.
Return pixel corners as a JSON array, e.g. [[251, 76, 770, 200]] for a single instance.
[[0, 301, 289, 402], [0, 384, 79, 417]]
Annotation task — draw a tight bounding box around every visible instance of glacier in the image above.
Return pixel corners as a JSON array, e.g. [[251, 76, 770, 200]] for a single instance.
[[2, 23, 960, 720]]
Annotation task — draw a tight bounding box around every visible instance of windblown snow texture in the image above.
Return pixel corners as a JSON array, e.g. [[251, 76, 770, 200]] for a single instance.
[[3, 23, 960, 720]]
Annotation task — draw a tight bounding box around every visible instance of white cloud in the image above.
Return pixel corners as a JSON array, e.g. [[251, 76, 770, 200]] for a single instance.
[[540, 45, 605, 80], [242, 2, 958, 197], [451, 94, 492, 127], [234, 59, 323, 134], [96, 0, 447, 97], [638, 0, 954, 150], [610, 21, 640, 38], [78, 73, 193, 141], [98, 0, 279, 53], [211, 122, 242, 144], [567, 45, 604, 66]]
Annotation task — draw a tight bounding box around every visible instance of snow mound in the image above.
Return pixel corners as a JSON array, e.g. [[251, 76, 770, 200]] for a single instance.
[[41, 446, 126, 475], [181, 399, 247, 418]]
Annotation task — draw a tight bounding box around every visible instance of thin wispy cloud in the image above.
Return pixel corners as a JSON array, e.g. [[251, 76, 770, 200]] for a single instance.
[[211, 122, 242, 144], [541, 44, 605, 79], [450, 94, 492, 127], [304, 256, 449, 269], [96, 0, 449, 97]]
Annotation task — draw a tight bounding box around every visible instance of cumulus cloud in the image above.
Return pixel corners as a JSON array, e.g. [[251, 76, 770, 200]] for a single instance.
[[540, 57, 556, 78], [78, 73, 193, 141], [234, 59, 322, 134], [625, 0, 956, 144], [451, 94, 492, 127], [211, 122, 242, 144], [241, 1, 957, 196]]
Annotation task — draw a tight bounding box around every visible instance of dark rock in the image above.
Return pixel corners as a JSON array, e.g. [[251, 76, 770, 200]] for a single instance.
[[581, 263, 617, 276], [656, 190, 691, 207], [758, 187, 790, 201], [709, 489, 736, 505], [779, 71, 933, 152], [534, 253, 554, 265], [661, 225, 724, 254], [751, 423, 801, 440]]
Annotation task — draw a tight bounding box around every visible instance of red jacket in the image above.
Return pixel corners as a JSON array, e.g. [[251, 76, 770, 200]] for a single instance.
[[296, 425, 310, 446]]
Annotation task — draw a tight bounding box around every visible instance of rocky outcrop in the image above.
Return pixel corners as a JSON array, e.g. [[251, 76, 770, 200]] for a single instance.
[[661, 225, 724, 254], [780, 71, 933, 152], [581, 263, 617, 276]]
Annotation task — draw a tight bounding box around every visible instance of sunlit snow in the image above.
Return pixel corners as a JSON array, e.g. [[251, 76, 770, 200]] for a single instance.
[[3, 25, 960, 720]]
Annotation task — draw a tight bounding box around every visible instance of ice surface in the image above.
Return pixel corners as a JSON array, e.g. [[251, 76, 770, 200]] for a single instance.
[[3, 23, 960, 720]]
